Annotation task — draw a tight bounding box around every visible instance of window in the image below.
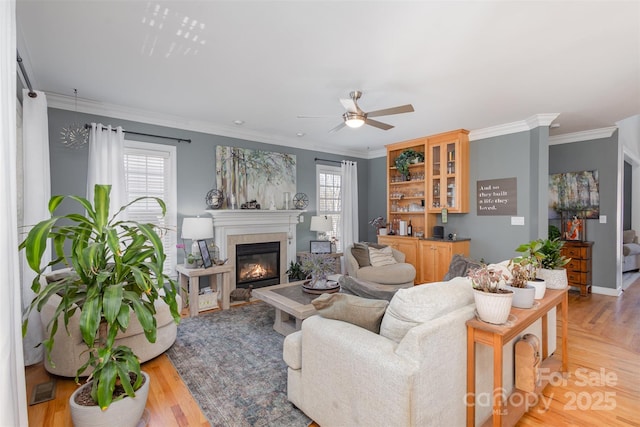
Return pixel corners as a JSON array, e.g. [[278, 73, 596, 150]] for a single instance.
[[316, 164, 342, 251], [124, 140, 177, 276]]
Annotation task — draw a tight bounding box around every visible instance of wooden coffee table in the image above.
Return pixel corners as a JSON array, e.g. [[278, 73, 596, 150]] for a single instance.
[[252, 280, 321, 335]]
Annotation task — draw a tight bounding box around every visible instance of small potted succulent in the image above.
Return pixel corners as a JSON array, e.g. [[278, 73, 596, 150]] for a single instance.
[[511, 239, 547, 299], [467, 264, 513, 324], [504, 262, 536, 309]]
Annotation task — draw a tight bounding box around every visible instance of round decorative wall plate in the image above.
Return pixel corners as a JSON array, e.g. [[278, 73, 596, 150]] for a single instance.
[[206, 189, 224, 209], [293, 192, 309, 209]]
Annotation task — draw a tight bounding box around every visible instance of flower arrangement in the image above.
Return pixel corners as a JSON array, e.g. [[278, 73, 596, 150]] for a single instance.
[[300, 253, 336, 287], [369, 216, 386, 233], [467, 264, 509, 293]]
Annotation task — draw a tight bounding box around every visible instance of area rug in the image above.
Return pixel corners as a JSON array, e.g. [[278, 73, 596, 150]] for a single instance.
[[166, 302, 311, 427]]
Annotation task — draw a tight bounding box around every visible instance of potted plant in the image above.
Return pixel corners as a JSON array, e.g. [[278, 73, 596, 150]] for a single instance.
[[369, 216, 387, 235], [300, 253, 337, 289], [20, 184, 180, 427], [511, 239, 547, 300], [504, 261, 536, 308], [286, 260, 306, 281], [394, 149, 424, 181], [467, 264, 513, 325], [537, 238, 571, 289]]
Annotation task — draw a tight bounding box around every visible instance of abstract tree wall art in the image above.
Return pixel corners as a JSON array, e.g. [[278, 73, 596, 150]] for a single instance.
[[548, 170, 599, 219], [216, 146, 296, 209]]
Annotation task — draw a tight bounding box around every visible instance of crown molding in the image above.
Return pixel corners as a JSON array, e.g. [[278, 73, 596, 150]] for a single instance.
[[468, 113, 560, 141], [46, 92, 372, 159], [548, 126, 618, 145]]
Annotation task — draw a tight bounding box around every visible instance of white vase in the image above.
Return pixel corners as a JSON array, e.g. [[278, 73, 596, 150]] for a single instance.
[[529, 279, 546, 299], [537, 268, 568, 289], [473, 289, 513, 325], [504, 284, 536, 309], [70, 371, 150, 427]]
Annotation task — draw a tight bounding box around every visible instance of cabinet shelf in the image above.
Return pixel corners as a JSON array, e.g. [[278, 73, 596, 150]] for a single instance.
[[390, 211, 425, 215], [389, 180, 424, 185]]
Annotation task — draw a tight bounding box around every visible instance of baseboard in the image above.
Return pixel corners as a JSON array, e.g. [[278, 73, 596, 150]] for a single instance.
[[590, 286, 622, 296]]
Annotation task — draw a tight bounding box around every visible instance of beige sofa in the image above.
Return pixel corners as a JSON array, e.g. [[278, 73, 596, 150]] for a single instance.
[[39, 270, 181, 377], [283, 277, 556, 427], [345, 243, 416, 286]]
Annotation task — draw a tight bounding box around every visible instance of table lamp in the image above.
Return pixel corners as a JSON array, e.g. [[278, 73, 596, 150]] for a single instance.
[[181, 217, 214, 256], [310, 215, 333, 240]]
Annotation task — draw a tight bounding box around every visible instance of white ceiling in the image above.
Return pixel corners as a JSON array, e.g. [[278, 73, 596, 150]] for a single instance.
[[16, 1, 640, 158]]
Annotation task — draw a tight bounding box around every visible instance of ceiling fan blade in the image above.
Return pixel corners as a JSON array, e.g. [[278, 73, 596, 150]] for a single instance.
[[365, 118, 394, 130], [328, 122, 346, 133], [340, 98, 360, 113], [366, 104, 415, 118]]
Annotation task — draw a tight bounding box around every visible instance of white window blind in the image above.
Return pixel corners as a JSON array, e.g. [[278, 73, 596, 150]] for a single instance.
[[124, 141, 177, 276], [316, 165, 342, 251]]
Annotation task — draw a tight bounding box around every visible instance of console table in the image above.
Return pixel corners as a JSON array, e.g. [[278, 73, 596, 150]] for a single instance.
[[466, 288, 569, 427], [176, 263, 233, 316]]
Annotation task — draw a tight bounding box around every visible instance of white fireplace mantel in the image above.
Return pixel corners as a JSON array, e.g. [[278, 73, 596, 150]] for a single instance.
[[205, 209, 306, 280]]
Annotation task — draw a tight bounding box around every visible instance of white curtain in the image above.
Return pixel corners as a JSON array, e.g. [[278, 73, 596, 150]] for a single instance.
[[340, 160, 359, 251], [87, 123, 126, 217], [20, 89, 50, 365], [1, 0, 29, 424]]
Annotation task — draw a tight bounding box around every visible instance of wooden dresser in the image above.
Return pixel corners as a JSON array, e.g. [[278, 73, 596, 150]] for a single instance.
[[561, 241, 593, 296]]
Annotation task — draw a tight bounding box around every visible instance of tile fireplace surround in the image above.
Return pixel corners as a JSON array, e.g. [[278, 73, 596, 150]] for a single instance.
[[206, 209, 305, 291]]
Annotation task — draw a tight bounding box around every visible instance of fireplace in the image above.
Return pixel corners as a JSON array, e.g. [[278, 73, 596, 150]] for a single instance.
[[236, 241, 280, 289]]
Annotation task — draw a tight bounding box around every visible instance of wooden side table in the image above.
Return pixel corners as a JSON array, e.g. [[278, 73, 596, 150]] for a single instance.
[[176, 263, 233, 317], [466, 288, 569, 427], [561, 240, 593, 296]]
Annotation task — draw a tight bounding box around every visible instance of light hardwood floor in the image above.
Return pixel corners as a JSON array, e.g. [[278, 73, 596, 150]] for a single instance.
[[26, 279, 640, 427]]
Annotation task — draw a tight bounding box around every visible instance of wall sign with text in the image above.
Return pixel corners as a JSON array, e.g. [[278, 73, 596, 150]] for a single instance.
[[477, 178, 517, 216]]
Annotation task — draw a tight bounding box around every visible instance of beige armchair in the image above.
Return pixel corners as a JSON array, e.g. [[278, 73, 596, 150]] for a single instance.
[[345, 243, 416, 287], [38, 269, 181, 377]]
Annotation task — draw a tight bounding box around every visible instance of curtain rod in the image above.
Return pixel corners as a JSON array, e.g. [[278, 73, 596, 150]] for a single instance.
[[315, 157, 342, 164], [17, 50, 37, 98], [85, 124, 191, 144]]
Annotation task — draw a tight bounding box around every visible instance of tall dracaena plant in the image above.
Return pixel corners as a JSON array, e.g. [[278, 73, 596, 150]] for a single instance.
[[20, 184, 180, 410]]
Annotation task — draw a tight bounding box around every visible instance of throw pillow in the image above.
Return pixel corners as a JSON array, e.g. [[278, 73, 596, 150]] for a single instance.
[[339, 275, 402, 301], [379, 277, 474, 343], [351, 243, 371, 267], [443, 254, 482, 281], [623, 230, 637, 244], [311, 293, 389, 333], [368, 246, 397, 267]]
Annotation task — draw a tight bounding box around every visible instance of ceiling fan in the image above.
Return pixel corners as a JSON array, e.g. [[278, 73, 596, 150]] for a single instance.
[[298, 90, 414, 133]]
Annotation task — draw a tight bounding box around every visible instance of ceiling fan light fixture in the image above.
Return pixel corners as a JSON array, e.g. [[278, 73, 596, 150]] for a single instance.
[[344, 112, 365, 128]]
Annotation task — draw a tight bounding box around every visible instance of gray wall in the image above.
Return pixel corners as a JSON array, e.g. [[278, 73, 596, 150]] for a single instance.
[[443, 130, 545, 263], [47, 108, 370, 259], [550, 134, 619, 290], [366, 156, 388, 242]]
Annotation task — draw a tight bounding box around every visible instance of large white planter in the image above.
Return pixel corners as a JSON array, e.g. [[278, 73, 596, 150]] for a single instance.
[[70, 371, 150, 427], [504, 284, 535, 309], [473, 289, 513, 325], [537, 268, 568, 289], [529, 279, 546, 299]]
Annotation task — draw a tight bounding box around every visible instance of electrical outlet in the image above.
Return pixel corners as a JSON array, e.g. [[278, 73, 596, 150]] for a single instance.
[[599, 215, 607, 224], [299, 215, 304, 223], [511, 216, 525, 226]]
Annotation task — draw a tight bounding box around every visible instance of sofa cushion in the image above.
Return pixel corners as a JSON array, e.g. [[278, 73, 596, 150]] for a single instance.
[[351, 243, 371, 267], [624, 243, 640, 257], [357, 262, 416, 285], [379, 277, 474, 343], [623, 230, 637, 244], [311, 293, 389, 333], [339, 275, 408, 301], [443, 254, 482, 281], [283, 331, 302, 370], [368, 246, 397, 267]]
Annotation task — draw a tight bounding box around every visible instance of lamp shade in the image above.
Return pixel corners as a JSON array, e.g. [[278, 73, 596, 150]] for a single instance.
[[310, 215, 333, 233], [181, 217, 214, 240]]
